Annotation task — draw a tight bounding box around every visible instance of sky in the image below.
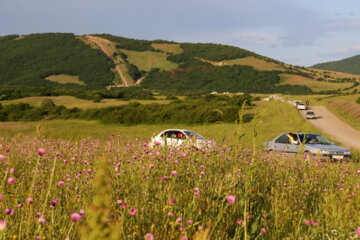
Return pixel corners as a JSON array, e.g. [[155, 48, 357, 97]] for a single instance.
[[1, 0, 360, 66]]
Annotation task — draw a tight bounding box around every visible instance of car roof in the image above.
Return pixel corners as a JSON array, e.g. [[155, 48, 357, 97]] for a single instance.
[[160, 129, 195, 133]]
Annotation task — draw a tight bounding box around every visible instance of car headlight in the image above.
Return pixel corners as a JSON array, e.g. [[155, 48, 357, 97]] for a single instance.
[[321, 150, 330, 154], [344, 151, 351, 155]]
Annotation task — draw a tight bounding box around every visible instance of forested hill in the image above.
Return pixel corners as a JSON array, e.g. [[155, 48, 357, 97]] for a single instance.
[[312, 54, 360, 75], [0, 33, 114, 89], [1, 33, 356, 94]]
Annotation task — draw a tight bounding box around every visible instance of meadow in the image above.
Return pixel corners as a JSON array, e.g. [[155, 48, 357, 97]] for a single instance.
[[1, 100, 360, 239]]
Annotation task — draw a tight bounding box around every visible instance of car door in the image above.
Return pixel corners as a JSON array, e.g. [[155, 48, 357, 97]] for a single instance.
[[287, 134, 301, 153], [161, 131, 176, 146], [274, 134, 291, 152]]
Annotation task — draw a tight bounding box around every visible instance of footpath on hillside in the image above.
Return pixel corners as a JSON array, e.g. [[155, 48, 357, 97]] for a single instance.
[[84, 36, 129, 87], [299, 105, 360, 149]]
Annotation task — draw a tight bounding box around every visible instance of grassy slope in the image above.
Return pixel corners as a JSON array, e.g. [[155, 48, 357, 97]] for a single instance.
[[310, 94, 360, 130], [279, 74, 353, 91], [119, 49, 178, 72], [45, 74, 85, 85], [312, 54, 360, 75]]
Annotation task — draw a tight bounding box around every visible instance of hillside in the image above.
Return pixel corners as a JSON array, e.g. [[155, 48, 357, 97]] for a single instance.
[[0, 33, 358, 94], [0, 33, 114, 89], [312, 54, 360, 75]]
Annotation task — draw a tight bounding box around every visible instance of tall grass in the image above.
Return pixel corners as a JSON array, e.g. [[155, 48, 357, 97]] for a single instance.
[[1, 134, 360, 239]]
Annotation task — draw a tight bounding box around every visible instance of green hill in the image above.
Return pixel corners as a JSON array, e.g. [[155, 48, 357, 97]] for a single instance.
[[0, 33, 114, 89], [312, 54, 360, 75], [0, 33, 357, 95]]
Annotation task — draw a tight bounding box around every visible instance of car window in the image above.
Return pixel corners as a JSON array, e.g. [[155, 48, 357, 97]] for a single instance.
[[275, 134, 291, 144], [174, 131, 185, 139], [162, 131, 175, 138], [302, 134, 331, 145], [184, 131, 205, 139]]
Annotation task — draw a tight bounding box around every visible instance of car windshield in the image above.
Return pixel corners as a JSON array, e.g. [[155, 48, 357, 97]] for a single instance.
[[298, 134, 331, 145], [184, 131, 205, 140]]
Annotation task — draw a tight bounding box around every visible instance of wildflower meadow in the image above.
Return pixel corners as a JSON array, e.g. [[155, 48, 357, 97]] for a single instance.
[[1, 134, 360, 239]]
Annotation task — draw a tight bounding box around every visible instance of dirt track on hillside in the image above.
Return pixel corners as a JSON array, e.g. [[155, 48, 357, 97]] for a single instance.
[[84, 36, 129, 87], [299, 106, 360, 149]]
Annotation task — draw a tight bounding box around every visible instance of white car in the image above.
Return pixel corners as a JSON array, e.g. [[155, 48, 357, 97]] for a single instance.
[[297, 103, 307, 110], [149, 129, 213, 149]]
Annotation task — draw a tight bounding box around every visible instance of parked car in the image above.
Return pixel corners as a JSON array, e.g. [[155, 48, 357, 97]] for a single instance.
[[297, 103, 307, 110], [149, 129, 214, 149], [306, 111, 316, 119], [264, 132, 351, 160]]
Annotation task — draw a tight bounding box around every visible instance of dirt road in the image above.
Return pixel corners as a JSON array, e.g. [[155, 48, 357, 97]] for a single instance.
[[84, 36, 129, 87], [299, 106, 360, 149]]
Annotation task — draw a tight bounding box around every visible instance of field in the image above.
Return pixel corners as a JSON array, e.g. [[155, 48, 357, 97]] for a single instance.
[[151, 43, 184, 55], [279, 74, 353, 92], [0, 96, 172, 110], [1, 100, 360, 239], [222, 57, 286, 71], [119, 49, 179, 72], [45, 75, 85, 85]]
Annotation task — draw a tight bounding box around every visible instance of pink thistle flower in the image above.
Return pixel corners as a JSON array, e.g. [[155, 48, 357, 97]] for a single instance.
[[357, 170, 360, 174], [0, 194, 3, 200], [246, 214, 251, 220], [167, 212, 173, 216], [187, 220, 193, 225], [305, 220, 311, 226], [356, 227, 360, 236], [79, 209, 85, 215], [9, 168, 14, 174], [226, 195, 236, 204], [121, 203, 127, 209], [181, 237, 188, 240], [26, 197, 33, 204], [37, 217, 46, 225], [7, 177, 15, 185], [168, 199, 175, 205], [0, 220, 7, 231], [129, 208, 137, 216], [171, 170, 177, 176], [312, 221, 318, 226], [57, 181, 65, 187], [145, 233, 154, 240], [71, 212, 81, 222], [4, 209, 14, 215], [117, 200, 123, 205], [236, 219, 243, 225], [261, 228, 266, 234], [179, 225, 185, 231], [36, 212, 42, 217], [0, 154, 5, 161], [176, 217, 182, 223], [37, 148, 46, 155]]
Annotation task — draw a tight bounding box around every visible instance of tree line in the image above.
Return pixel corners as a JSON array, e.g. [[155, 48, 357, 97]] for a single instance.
[[0, 94, 253, 125]]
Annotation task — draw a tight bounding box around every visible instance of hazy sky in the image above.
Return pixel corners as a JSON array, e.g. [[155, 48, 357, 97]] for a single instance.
[[1, 0, 360, 66]]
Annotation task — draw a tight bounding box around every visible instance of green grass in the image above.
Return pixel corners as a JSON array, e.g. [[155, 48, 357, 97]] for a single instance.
[[0, 96, 172, 109], [45, 74, 85, 85], [151, 43, 183, 54], [0, 101, 329, 146], [278, 74, 353, 92], [120, 49, 178, 72]]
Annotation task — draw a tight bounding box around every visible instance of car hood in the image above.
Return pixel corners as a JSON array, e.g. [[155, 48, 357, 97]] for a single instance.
[[305, 144, 349, 152]]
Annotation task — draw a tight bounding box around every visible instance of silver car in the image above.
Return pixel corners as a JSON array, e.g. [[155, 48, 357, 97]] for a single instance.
[[264, 132, 351, 160]]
